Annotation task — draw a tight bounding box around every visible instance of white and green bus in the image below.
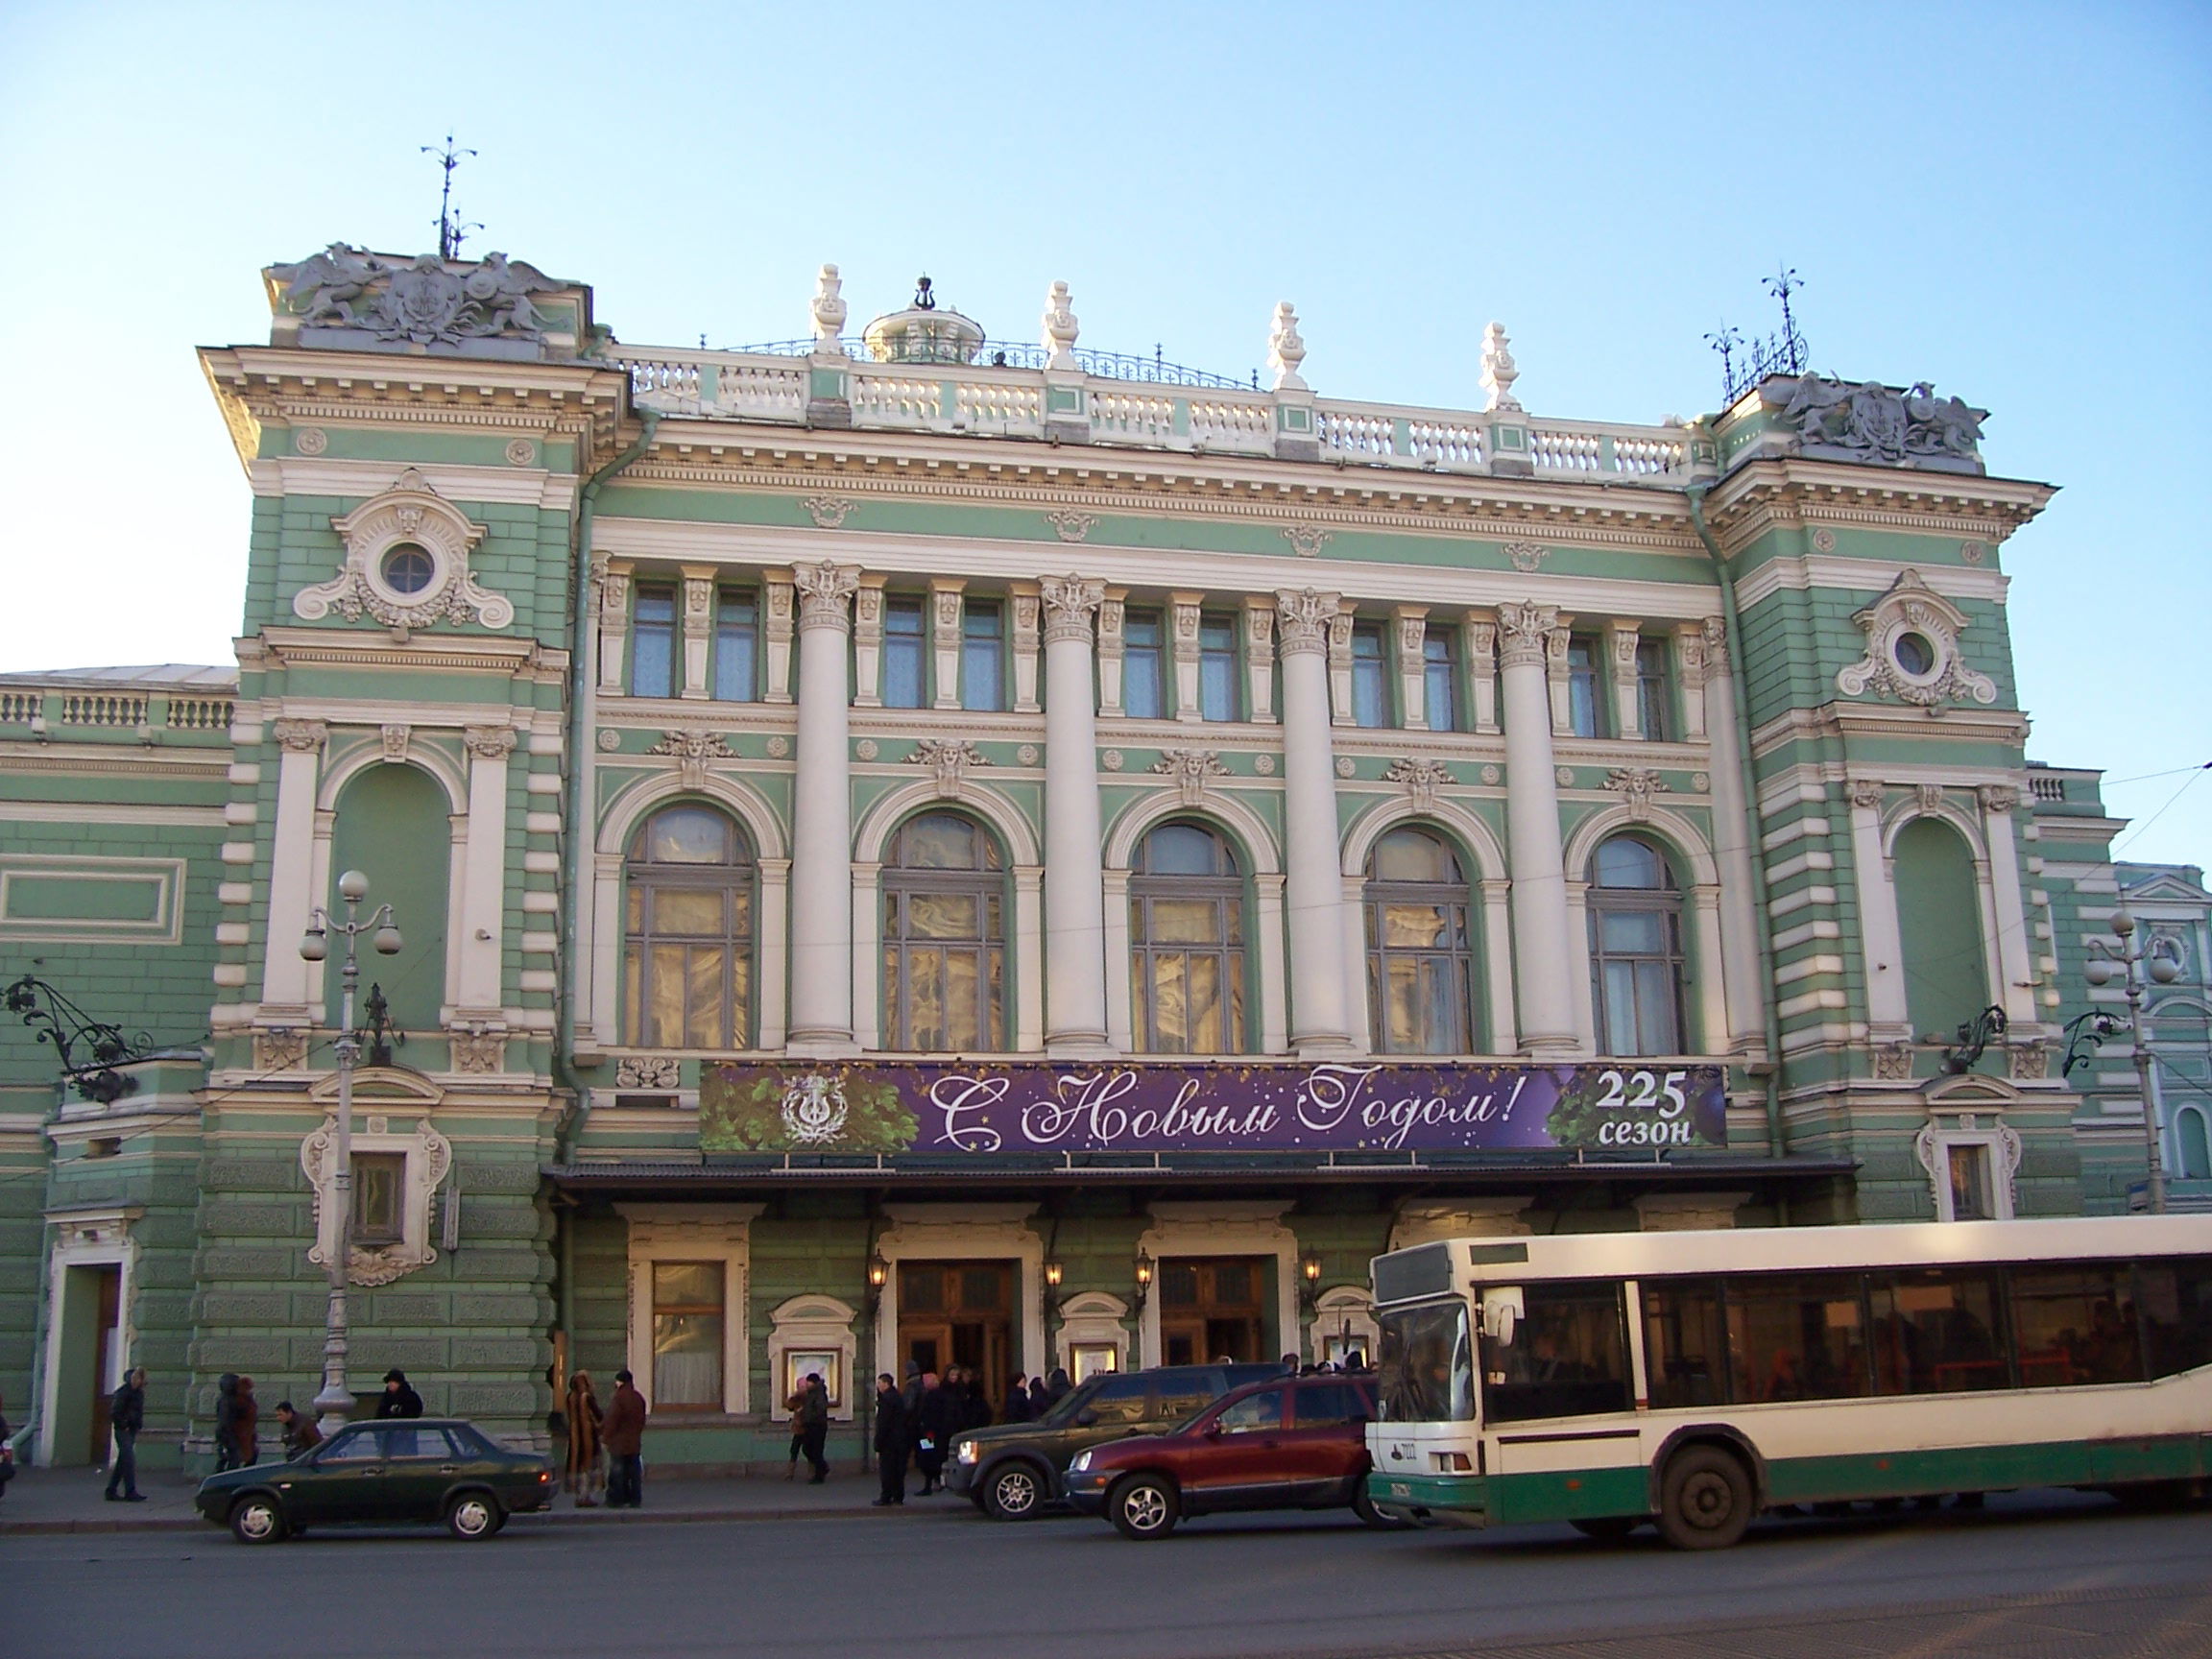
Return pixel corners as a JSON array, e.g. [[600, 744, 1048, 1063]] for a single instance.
[[1365, 1215, 2212, 1549]]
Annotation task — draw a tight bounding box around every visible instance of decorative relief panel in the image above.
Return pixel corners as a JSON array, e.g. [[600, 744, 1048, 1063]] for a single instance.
[[1837, 570, 1997, 709], [295, 469, 511, 630]]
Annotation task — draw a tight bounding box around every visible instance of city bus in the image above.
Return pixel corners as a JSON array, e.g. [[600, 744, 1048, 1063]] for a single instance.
[[1365, 1215, 2212, 1549]]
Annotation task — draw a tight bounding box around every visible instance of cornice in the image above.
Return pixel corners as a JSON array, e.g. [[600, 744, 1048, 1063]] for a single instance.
[[1734, 555, 2011, 613], [257, 626, 563, 677], [1750, 701, 2032, 759], [1705, 457, 2055, 550], [0, 746, 230, 781], [248, 457, 580, 511]]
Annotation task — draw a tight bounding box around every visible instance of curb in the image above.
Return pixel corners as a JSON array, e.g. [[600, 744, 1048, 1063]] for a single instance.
[[1, 1501, 923, 1536]]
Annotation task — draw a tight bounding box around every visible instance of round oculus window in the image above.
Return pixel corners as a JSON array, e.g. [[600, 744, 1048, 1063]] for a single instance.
[[1891, 630, 1936, 677], [381, 543, 436, 595]]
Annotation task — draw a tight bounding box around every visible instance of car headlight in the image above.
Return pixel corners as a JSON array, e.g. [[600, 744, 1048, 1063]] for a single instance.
[[954, 1440, 979, 1465], [1070, 1450, 1093, 1473]]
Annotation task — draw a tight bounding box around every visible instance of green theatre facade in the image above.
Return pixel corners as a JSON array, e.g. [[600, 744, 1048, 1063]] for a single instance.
[[0, 249, 2183, 1475]]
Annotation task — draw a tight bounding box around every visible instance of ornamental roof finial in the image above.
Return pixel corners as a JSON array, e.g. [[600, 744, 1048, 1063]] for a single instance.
[[1268, 301, 1308, 393], [810, 263, 848, 356], [1480, 321, 1522, 412], [1042, 280, 1080, 371]]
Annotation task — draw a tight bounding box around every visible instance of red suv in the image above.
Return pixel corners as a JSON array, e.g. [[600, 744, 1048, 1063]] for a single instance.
[[1062, 1374, 1398, 1539]]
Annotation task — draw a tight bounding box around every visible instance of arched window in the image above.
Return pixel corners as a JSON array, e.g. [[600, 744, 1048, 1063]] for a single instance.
[[2176, 1104, 2211, 1183], [1130, 823, 1247, 1054], [1589, 834, 1685, 1056], [1364, 828, 1476, 1054], [623, 805, 756, 1049], [882, 812, 1006, 1051]]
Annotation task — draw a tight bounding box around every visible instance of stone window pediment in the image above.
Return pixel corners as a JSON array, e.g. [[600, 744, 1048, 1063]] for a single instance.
[[295, 469, 513, 631]]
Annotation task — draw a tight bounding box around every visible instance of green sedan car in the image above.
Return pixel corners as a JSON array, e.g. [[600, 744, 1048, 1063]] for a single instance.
[[195, 1419, 555, 1543]]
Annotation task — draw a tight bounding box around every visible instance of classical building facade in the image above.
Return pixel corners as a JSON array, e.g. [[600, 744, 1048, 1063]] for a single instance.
[[0, 249, 2174, 1471]]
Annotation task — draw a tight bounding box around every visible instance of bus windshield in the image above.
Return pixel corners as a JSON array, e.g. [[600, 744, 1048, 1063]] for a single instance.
[[1377, 1299, 1475, 1422]]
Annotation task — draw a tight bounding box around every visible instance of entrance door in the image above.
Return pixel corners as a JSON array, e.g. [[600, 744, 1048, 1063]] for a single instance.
[[898, 1261, 1015, 1414], [88, 1266, 120, 1464], [1159, 1257, 1267, 1367]]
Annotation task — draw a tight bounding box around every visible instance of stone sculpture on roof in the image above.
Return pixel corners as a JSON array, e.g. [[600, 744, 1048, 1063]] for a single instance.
[[269, 245, 563, 347], [1775, 373, 1986, 472]]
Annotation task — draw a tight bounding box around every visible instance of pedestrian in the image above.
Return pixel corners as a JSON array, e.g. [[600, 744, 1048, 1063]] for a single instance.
[[1045, 1366, 1072, 1406], [1279, 1352, 1300, 1373], [235, 1375, 260, 1467], [911, 1371, 950, 1496], [564, 1370, 605, 1506], [1027, 1375, 1050, 1417], [782, 1380, 807, 1479], [870, 1373, 907, 1507], [274, 1400, 322, 1458], [104, 1366, 147, 1501], [602, 1368, 647, 1508], [212, 1373, 241, 1473], [960, 1367, 994, 1433], [374, 1368, 423, 1418], [1001, 1371, 1032, 1425], [800, 1372, 830, 1483]]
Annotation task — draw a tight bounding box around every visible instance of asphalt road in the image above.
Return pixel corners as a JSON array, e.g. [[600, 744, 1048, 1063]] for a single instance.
[[10, 1490, 2210, 1659]]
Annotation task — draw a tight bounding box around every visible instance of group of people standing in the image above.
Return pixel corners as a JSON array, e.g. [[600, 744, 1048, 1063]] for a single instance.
[[560, 1367, 648, 1508], [870, 1363, 1073, 1506]]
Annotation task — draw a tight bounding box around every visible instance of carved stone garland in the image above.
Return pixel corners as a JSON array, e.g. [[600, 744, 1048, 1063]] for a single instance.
[[1837, 570, 1997, 709]]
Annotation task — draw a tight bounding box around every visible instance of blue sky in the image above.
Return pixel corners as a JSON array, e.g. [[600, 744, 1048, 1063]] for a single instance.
[[2, 1, 2206, 864]]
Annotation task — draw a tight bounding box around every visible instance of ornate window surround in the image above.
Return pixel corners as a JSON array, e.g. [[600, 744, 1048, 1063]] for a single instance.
[[869, 1202, 1047, 1386], [300, 1076, 452, 1286], [618, 1202, 767, 1416], [1837, 569, 1996, 709], [1132, 1201, 1300, 1369], [766, 1295, 860, 1422], [1913, 1077, 2024, 1222], [1053, 1290, 1133, 1378], [1310, 1284, 1380, 1368], [295, 469, 513, 630]]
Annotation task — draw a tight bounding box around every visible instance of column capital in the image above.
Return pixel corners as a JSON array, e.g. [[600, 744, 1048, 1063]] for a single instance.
[[1701, 615, 1730, 673], [793, 562, 860, 632], [1495, 600, 1559, 668], [1274, 588, 1340, 656], [1039, 575, 1105, 643], [462, 725, 517, 759], [273, 718, 328, 755]]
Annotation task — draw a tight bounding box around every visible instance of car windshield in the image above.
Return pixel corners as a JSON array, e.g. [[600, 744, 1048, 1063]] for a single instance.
[[1377, 1299, 1476, 1422]]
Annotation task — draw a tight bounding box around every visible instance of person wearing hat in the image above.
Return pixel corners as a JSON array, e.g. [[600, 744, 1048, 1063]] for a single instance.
[[374, 1368, 424, 1419]]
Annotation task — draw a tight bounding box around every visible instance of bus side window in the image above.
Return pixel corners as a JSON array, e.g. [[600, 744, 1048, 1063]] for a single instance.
[[1866, 1268, 2007, 1396], [1483, 1283, 1631, 1424], [2008, 1263, 2145, 1386], [1642, 1278, 1727, 1408], [1725, 1273, 1872, 1403], [2133, 1257, 2212, 1379]]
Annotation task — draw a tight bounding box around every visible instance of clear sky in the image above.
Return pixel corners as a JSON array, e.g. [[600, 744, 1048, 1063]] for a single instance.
[[2, 1, 2206, 865]]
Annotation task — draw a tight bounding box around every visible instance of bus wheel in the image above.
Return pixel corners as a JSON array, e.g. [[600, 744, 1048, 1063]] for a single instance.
[[1657, 1447, 1753, 1551], [1569, 1515, 1640, 1542]]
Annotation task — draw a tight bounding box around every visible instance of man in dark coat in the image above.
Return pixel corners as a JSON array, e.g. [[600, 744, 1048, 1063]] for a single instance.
[[602, 1369, 648, 1508], [799, 1373, 830, 1483], [105, 1367, 146, 1501], [374, 1368, 424, 1418], [1001, 1372, 1032, 1425], [911, 1372, 951, 1496], [212, 1373, 241, 1472], [870, 1373, 907, 1506]]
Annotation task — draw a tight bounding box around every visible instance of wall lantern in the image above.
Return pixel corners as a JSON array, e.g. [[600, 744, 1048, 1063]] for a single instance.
[[1299, 1252, 1324, 1314], [1132, 1251, 1155, 1313]]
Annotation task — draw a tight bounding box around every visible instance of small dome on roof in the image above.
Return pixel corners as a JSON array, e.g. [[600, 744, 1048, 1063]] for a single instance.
[[861, 275, 986, 366]]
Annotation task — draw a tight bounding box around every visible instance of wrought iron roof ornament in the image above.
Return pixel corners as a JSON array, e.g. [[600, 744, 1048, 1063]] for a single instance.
[[1710, 263, 1810, 403], [913, 275, 936, 310], [3, 974, 156, 1103], [421, 133, 482, 262]]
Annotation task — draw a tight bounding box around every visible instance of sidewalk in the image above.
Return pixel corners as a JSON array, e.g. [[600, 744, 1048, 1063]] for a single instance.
[[0, 1464, 945, 1535]]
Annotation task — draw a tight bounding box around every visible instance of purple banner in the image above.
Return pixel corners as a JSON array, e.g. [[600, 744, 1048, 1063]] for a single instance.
[[699, 1061, 1727, 1156]]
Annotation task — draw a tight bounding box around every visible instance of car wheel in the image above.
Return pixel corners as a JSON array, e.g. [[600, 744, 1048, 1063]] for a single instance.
[[1569, 1515, 1641, 1542], [983, 1462, 1046, 1521], [1108, 1474, 1179, 1541], [1352, 1489, 1412, 1530], [1657, 1446, 1754, 1551], [445, 1491, 502, 1541], [229, 1495, 287, 1545]]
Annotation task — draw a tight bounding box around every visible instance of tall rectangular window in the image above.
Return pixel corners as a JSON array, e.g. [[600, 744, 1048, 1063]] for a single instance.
[[1423, 632, 1458, 732], [882, 597, 926, 709], [1567, 634, 1605, 737], [1198, 613, 1239, 722], [650, 1261, 725, 1408], [1351, 621, 1389, 729], [713, 589, 757, 703], [1123, 610, 1166, 719], [962, 600, 1004, 711], [1636, 637, 1670, 741], [351, 1152, 405, 1246], [631, 585, 677, 699]]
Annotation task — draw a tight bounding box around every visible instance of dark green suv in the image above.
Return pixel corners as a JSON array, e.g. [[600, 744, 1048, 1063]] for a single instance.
[[948, 1363, 1281, 1520], [195, 1419, 555, 1543]]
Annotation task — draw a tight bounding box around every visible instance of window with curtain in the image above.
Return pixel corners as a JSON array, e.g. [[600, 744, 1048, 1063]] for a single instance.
[[1423, 631, 1458, 732], [651, 1261, 725, 1407], [1636, 637, 1670, 740], [1567, 634, 1605, 737], [622, 805, 756, 1049], [882, 596, 926, 709], [1588, 834, 1685, 1055], [881, 812, 1006, 1051], [631, 584, 677, 698], [1198, 613, 1239, 722], [714, 589, 757, 702], [1124, 610, 1166, 718], [1365, 828, 1476, 1054], [962, 600, 1004, 711], [1351, 620, 1389, 728], [1130, 823, 1247, 1053], [351, 1152, 405, 1246]]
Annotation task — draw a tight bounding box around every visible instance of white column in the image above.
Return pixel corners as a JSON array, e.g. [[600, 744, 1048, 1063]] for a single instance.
[[1170, 592, 1204, 722], [1847, 780, 1911, 1036], [596, 562, 632, 694], [756, 859, 790, 1049], [260, 719, 327, 1017], [1979, 785, 2037, 1025], [1241, 595, 1278, 724], [1103, 869, 1136, 1051], [1690, 887, 1730, 1053], [1479, 878, 1517, 1051], [455, 726, 516, 1016], [1394, 607, 1428, 730], [930, 579, 965, 709], [1497, 601, 1579, 1057], [1014, 867, 1045, 1049], [680, 566, 715, 699], [1467, 617, 1500, 734], [1254, 874, 1290, 1053], [1277, 589, 1352, 1054], [1010, 585, 1043, 714], [1041, 577, 1110, 1053], [1340, 875, 1371, 1053], [1703, 618, 1768, 1054], [789, 562, 859, 1051], [1608, 621, 1642, 739]]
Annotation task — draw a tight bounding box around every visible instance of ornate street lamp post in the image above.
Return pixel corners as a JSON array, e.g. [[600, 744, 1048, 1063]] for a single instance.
[[300, 870, 403, 1436], [2083, 908, 2180, 1214]]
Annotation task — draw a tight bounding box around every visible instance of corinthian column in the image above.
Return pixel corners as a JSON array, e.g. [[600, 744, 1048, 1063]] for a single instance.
[[1700, 618, 1767, 1054], [1498, 601, 1579, 1057], [789, 562, 860, 1051], [1277, 589, 1351, 1054], [1041, 575, 1110, 1053]]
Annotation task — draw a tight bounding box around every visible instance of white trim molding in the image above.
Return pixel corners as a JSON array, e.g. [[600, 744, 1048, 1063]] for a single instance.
[[617, 1202, 768, 1417]]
